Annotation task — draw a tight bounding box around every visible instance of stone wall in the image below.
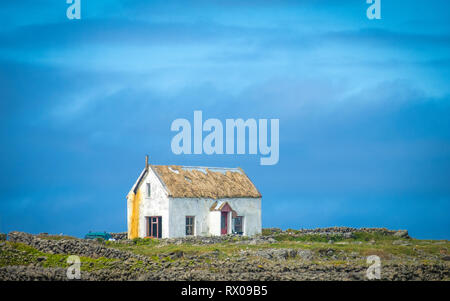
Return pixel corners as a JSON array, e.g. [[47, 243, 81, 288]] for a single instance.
[[264, 227, 409, 238], [110, 232, 127, 240], [7, 231, 150, 263], [6, 226, 409, 250]]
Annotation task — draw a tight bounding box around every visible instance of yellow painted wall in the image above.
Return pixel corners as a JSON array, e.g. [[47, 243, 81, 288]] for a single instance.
[[129, 189, 141, 239]]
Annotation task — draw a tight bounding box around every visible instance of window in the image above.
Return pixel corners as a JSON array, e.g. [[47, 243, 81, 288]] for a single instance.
[[146, 183, 151, 197], [233, 216, 243, 234], [186, 216, 195, 236], [147, 216, 162, 238]]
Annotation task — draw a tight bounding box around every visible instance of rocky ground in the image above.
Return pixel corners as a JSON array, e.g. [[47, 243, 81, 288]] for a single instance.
[[0, 228, 449, 281]]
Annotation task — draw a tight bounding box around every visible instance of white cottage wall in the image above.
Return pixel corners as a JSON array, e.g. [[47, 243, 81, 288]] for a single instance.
[[169, 197, 261, 238], [137, 168, 170, 238], [209, 211, 221, 236]]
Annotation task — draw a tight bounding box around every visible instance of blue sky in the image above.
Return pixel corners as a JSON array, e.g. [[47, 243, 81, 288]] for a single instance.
[[0, 0, 449, 239]]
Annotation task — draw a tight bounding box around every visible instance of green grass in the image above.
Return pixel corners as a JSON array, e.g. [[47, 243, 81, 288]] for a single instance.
[[103, 235, 449, 263], [351, 232, 398, 242], [131, 237, 160, 246], [273, 233, 347, 243]]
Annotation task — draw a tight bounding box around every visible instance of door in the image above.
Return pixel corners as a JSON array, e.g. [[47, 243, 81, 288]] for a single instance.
[[148, 216, 162, 238], [221, 212, 228, 235]]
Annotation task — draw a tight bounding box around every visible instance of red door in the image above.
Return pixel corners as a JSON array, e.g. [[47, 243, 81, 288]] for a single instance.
[[221, 212, 228, 235]]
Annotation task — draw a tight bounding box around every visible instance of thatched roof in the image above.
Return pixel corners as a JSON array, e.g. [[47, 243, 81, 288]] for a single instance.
[[151, 165, 261, 199]]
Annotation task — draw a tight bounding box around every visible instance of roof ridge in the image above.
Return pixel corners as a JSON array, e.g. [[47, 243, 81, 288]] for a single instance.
[[153, 165, 241, 170]]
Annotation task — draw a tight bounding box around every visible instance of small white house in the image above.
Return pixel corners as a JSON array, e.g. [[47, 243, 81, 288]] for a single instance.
[[126, 157, 262, 239]]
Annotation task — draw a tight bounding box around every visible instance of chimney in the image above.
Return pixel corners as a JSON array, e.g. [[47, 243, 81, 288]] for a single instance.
[[145, 155, 149, 169]]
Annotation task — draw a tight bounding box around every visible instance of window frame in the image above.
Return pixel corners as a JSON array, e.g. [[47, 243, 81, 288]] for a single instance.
[[233, 216, 244, 235], [185, 216, 195, 236], [146, 216, 162, 238]]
